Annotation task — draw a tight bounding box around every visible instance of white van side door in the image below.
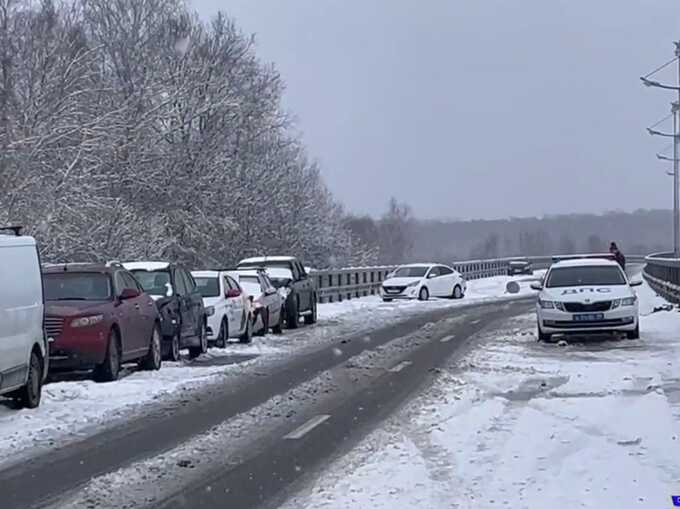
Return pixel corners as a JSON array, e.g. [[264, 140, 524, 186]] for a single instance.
[[0, 241, 44, 389]]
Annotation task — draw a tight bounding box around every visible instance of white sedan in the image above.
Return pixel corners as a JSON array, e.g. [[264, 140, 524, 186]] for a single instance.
[[381, 263, 466, 301], [191, 270, 254, 345]]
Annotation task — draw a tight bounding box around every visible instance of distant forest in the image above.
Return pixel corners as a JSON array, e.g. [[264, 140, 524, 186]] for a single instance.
[[344, 202, 672, 265]]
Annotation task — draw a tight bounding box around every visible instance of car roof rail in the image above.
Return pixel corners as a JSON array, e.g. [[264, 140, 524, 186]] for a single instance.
[[0, 225, 23, 236], [106, 260, 123, 268]]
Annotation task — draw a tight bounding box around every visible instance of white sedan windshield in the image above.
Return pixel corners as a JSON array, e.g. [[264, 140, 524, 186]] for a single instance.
[[392, 266, 428, 278], [546, 266, 626, 288], [239, 277, 262, 297]]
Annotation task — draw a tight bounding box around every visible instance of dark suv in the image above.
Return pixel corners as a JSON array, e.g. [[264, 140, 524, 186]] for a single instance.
[[124, 262, 207, 360], [43, 263, 162, 382], [237, 256, 317, 329]]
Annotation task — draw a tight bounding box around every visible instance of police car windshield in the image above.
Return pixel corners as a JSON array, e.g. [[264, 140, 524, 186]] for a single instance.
[[546, 266, 626, 288]]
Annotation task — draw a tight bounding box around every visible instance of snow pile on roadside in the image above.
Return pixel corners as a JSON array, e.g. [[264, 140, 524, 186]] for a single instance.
[[285, 283, 680, 509], [319, 273, 539, 322]]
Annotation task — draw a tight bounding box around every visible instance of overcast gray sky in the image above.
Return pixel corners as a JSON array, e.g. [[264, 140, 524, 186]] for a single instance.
[[194, 0, 680, 220]]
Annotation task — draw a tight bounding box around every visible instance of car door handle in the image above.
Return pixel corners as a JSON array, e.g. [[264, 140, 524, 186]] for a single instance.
[[134, 304, 141, 310]]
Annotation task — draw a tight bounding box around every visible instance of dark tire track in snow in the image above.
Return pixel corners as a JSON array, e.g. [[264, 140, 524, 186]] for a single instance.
[[154, 300, 534, 509]]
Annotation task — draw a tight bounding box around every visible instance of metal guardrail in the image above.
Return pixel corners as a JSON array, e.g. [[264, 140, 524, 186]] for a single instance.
[[311, 266, 395, 303], [643, 252, 680, 303], [311, 256, 554, 303], [311, 254, 650, 303]]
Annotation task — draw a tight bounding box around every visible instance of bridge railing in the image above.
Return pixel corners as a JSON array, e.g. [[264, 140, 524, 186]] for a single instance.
[[311, 256, 554, 303], [643, 253, 680, 303], [311, 254, 651, 304]]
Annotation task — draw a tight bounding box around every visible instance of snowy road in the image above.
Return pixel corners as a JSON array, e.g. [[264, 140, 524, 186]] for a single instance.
[[281, 281, 680, 509], [0, 274, 535, 469], [0, 275, 539, 509]]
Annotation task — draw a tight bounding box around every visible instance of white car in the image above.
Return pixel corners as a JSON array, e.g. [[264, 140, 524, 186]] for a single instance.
[[0, 228, 48, 408], [381, 263, 467, 301], [232, 269, 284, 336], [191, 270, 254, 346], [533, 258, 642, 341]]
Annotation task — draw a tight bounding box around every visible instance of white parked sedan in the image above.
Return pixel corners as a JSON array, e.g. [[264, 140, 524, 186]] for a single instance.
[[381, 263, 466, 301], [191, 270, 254, 346]]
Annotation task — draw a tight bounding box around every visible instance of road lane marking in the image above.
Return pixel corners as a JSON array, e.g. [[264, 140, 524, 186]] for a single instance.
[[283, 414, 331, 440], [389, 361, 412, 373], [470, 319, 481, 325], [440, 335, 455, 343]]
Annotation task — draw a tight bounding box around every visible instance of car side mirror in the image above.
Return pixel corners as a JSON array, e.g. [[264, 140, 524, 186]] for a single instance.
[[530, 282, 543, 291], [226, 288, 241, 298], [428, 273, 437, 279], [120, 288, 140, 300], [630, 280, 643, 287], [165, 282, 174, 297]]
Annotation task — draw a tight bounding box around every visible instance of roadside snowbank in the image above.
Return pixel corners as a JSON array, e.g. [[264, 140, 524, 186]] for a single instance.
[[285, 281, 680, 509]]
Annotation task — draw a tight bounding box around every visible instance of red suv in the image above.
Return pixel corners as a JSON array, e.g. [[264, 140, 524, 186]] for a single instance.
[[43, 263, 162, 382]]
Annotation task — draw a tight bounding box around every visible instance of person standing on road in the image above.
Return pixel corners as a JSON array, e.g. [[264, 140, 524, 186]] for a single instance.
[[609, 242, 626, 270]]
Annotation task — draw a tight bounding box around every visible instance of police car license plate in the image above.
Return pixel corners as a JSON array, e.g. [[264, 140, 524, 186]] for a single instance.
[[573, 313, 604, 321]]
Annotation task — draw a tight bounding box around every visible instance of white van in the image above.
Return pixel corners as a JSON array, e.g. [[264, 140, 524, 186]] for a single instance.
[[0, 228, 48, 408]]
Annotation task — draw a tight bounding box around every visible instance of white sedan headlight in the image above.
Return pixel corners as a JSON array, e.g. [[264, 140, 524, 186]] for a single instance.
[[539, 300, 566, 311], [406, 281, 420, 288], [205, 306, 215, 316], [621, 296, 637, 306]]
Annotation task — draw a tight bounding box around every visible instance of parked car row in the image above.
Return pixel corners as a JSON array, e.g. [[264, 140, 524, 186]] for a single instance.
[[0, 227, 318, 409]]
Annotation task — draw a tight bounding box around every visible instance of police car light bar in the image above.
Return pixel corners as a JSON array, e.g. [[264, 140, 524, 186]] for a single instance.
[[551, 253, 616, 263]]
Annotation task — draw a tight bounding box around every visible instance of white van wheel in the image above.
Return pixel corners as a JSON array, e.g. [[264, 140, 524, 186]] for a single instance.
[[18, 351, 43, 409]]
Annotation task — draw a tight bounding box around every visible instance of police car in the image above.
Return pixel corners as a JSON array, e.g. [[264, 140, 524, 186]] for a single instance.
[[532, 257, 642, 341]]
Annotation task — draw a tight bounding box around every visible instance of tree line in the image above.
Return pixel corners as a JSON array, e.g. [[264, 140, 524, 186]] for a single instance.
[[344, 207, 674, 264], [0, 0, 376, 269]]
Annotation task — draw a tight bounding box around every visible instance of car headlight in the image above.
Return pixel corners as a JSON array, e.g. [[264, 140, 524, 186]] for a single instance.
[[71, 315, 104, 328], [205, 306, 215, 316], [406, 281, 420, 288], [538, 299, 555, 309], [621, 296, 637, 306]]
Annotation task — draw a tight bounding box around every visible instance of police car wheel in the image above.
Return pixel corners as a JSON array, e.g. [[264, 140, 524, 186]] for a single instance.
[[626, 325, 639, 340]]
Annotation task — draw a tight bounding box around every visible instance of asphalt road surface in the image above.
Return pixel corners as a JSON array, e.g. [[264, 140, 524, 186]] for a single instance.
[[0, 297, 534, 509]]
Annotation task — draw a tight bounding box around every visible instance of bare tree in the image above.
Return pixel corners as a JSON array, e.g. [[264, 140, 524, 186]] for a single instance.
[[0, 0, 367, 269]]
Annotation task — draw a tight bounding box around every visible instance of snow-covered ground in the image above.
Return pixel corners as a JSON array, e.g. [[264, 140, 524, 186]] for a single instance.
[[0, 274, 537, 468], [284, 281, 680, 509]]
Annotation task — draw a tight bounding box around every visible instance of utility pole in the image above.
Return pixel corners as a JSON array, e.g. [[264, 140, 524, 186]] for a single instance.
[[641, 42, 680, 256], [674, 99, 679, 255], [675, 41, 680, 255]]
